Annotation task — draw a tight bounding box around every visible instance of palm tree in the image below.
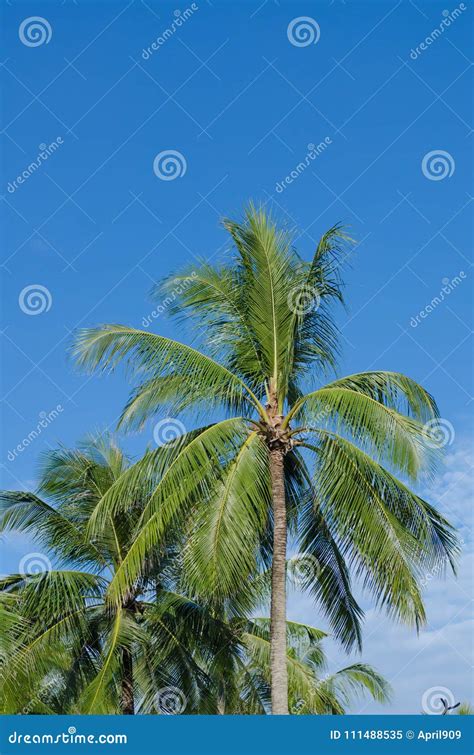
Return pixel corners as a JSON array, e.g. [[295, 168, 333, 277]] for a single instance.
[[72, 206, 459, 713], [224, 618, 391, 714], [0, 437, 235, 714]]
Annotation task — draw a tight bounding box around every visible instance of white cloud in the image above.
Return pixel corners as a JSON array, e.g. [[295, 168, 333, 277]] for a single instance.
[[424, 441, 474, 545]]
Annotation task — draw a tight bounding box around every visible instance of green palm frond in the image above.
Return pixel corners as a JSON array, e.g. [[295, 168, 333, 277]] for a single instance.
[[2, 602, 101, 704], [223, 206, 301, 394], [315, 371, 439, 421], [86, 419, 248, 536], [104, 419, 250, 604], [286, 224, 352, 385], [3, 571, 106, 620], [243, 631, 326, 709], [182, 432, 271, 604], [0, 491, 107, 569], [456, 702, 474, 715], [287, 449, 364, 651], [304, 431, 459, 626], [316, 663, 391, 711], [78, 610, 123, 714], [117, 375, 195, 431], [248, 618, 327, 650], [152, 262, 267, 385], [291, 385, 438, 480], [71, 324, 265, 421]]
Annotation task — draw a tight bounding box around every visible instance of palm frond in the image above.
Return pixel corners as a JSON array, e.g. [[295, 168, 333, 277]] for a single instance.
[[314, 371, 438, 421], [317, 663, 391, 711], [78, 609, 123, 714], [291, 384, 439, 480], [105, 419, 250, 604], [71, 325, 265, 421], [0, 492, 107, 569], [223, 205, 300, 397], [152, 262, 267, 386], [289, 449, 364, 651], [304, 431, 459, 627], [182, 432, 271, 605]]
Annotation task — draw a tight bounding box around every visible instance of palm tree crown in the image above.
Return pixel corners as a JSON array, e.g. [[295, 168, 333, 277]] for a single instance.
[[0, 437, 229, 714]]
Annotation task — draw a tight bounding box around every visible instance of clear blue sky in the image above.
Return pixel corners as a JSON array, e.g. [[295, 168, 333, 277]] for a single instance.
[[1, 0, 472, 713]]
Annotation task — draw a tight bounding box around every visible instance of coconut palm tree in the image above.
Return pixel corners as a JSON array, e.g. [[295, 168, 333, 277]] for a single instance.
[[72, 206, 459, 713], [221, 618, 391, 714], [0, 437, 237, 715]]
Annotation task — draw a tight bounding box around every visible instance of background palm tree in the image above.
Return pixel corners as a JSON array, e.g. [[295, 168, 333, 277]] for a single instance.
[[231, 618, 390, 714], [0, 437, 235, 714], [72, 206, 459, 713]]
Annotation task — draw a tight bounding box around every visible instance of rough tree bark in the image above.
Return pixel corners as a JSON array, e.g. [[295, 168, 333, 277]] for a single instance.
[[269, 442, 289, 715]]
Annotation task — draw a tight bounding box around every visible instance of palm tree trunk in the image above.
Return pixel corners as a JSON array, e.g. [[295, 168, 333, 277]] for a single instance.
[[269, 445, 289, 714], [217, 696, 226, 714], [120, 647, 134, 715]]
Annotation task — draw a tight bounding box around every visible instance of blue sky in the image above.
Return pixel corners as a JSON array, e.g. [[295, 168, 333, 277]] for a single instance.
[[1, 0, 473, 714]]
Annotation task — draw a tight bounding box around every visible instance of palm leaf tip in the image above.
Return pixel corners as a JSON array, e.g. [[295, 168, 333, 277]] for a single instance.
[[323, 663, 392, 708]]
